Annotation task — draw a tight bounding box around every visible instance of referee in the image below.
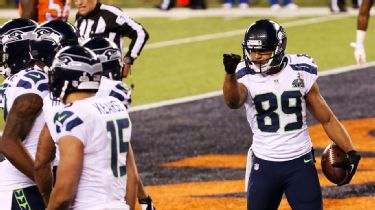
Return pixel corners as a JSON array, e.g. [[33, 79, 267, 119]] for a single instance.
[[74, 0, 149, 78]]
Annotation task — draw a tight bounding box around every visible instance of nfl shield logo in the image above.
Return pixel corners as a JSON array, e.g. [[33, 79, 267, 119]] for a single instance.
[[254, 163, 260, 171]]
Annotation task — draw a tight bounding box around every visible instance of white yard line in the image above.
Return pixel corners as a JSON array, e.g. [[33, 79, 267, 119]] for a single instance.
[[145, 15, 350, 49]]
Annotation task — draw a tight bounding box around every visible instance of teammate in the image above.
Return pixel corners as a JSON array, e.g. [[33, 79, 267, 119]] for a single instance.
[[83, 37, 155, 210], [46, 45, 137, 210], [222, 19, 361, 210], [0, 18, 46, 210], [19, 0, 71, 24], [74, 0, 149, 78], [351, 0, 372, 65], [29, 19, 81, 205]]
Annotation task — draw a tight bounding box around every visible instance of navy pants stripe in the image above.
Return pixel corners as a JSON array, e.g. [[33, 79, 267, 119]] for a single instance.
[[247, 152, 323, 210]]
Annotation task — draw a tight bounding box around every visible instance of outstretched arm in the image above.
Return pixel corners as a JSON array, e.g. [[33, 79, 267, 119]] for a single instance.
[[0, 93, 43, 181]]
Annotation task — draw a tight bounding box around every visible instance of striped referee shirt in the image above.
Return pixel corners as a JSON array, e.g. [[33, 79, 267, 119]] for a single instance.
[[75, 3, 149, 63]]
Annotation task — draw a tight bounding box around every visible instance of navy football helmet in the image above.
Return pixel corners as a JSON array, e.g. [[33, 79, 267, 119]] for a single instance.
[[242, 19, 287, 74], [49, 45, 102, 101], [82, 37, 123, 80], [0, 38, 8, 67], [1, 18, 37, 74], [30, 20, 81, 67]]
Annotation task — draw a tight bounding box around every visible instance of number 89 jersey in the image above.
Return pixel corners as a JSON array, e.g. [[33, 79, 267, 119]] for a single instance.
[[236, 54, 318, 161], [54, 96, 130, 209]]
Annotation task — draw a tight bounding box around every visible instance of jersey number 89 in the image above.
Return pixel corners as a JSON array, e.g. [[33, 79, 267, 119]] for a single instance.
[[254, 90, 303, 133]]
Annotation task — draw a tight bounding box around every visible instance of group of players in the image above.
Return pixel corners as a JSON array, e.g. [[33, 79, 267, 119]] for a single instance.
[[0, 1, 154, 210]]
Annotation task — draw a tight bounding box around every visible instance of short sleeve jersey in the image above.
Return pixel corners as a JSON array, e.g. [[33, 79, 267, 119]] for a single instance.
[[0, 68, 49, 190], [236, 54, 318, 161], [43, 76, 132, 142], [42, 76, 132, 167], [54, 96, 130, 209]]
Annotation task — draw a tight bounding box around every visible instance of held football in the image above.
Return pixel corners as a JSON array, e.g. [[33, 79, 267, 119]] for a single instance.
[[321, 143, 347, 184]]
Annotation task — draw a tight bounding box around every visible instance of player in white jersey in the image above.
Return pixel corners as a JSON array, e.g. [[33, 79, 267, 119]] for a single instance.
[[20, 19, 81, 205], [46, 45, 137, 210], [0, 18, 47, 210], [222, 19, 361, 210], [34, 36, 132, 202], [83, 37, 155, 210]]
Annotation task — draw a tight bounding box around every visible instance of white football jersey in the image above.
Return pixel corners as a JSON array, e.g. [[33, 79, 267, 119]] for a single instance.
[[96, 77, 132, 108], [43, 76, 132, 142], [54, 96, 131, 210], [236, 54, 318, 161], [0, 68, 49, 190]]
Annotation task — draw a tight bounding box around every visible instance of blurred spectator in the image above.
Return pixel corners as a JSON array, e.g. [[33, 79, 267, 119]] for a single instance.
[[155, 0, 176, 10], [190, 0, 206, 9], [222, 0, 249, 9], [155, 0, 205, 10], [330, 0, 361, 13], [269, 0, 298, 10]]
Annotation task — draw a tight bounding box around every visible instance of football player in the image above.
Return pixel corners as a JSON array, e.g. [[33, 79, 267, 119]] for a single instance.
[[83, 37, 155, 210], [19, 0, 71, 24], [0, 18, 46, 210], [351, 0, 372, 65], [222, 19, 361, 210], [46, 45, 137, 210], [29, 19, 81, 205]]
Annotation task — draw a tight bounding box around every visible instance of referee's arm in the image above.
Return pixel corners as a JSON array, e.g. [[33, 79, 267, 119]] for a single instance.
[[117, 17, 150, 64]]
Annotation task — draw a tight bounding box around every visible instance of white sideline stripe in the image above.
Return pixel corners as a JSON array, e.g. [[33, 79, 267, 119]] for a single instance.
[[128, 62, 375, 113], [145, 15, 349, 49]]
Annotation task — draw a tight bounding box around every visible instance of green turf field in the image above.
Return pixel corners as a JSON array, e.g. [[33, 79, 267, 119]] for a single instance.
[[0, 14, 374, 128]]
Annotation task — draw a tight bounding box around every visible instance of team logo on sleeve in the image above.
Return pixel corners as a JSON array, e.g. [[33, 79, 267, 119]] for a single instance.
[[292, 73, 305, 88]]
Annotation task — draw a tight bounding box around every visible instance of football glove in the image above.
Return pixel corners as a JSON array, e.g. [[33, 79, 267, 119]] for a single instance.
[[139, 196, 155, 210], [332, 150, 361, 186], [350, 42, 366, 65], [223, 53, 241, 74]]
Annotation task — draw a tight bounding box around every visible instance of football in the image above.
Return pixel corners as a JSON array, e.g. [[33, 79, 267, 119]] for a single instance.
[[321, 143, 347, 184]]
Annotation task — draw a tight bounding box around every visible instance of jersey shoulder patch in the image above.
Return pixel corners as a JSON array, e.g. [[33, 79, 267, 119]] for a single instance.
[[54, 107, 83, 134], [16, 69, 49, 91]]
